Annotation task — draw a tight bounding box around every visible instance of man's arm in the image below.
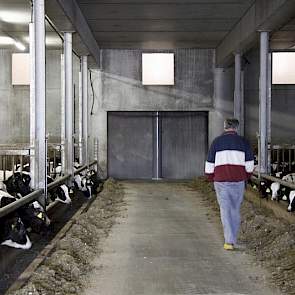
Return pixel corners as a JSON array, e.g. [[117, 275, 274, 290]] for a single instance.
[[205, 140, 216, 181], [245, 140, 254, 178]]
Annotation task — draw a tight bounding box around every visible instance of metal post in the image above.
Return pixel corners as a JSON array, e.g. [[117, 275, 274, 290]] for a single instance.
[[29, 22, 36, 189], [34, 0, 46, 206], [152, 111, 162, 180], [64, 32, 73, 179], [240, 70, 245, 136], [82, 56, 88, 165], [259, 31, 269, 174], [267, 52, 272, 173], [156, 111, 160, 179], [78, 69, 83, 164], [61, 54, 65, 174], [234, 53, 242, 134]]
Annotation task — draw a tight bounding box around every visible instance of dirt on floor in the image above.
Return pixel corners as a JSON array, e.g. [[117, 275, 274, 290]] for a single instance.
[[189, 177, 295, 295], [8, 178, 125, 295]]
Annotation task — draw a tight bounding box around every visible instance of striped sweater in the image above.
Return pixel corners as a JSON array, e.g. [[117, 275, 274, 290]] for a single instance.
[[205, 131, 254, 182]]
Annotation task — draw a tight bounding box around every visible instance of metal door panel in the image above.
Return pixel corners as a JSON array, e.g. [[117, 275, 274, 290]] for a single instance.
[[161, 112, 208, 179], [108, 112, 153, 179]]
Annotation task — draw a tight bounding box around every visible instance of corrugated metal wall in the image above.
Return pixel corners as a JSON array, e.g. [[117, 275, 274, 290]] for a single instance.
[[161, 112, 207, 179], [108, 112, 154, 179], [107, 111, 208, 179]]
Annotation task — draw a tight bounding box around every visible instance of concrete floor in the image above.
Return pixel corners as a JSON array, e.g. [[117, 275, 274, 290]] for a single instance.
[[84, 182, 281, 295]]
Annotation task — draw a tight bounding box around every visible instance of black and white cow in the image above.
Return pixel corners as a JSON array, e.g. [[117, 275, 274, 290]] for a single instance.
[[282, 173, 295, 183], [0, 191, 32, 249], [73, 173, 92, 198], [3, 173, 51, 234], [259, 181, 271, 199], [15, 163, 30, 173], [47, 176, 71, 204], [3, 172, 32, 197], [87, 169, 103, 193], [288, 191, 295, 212]]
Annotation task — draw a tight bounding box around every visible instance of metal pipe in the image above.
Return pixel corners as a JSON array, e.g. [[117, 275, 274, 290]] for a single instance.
[[82, 56, 88, 165], [61, 54, 65, 175], [240, 70, 245, 136], [0, 189, 43, 219], [259, 31, 269, 174], [47, 174, 71, 190], [34, 0, 46, 207], [78, 69, 83, 164], [156, 111, 159, 179], [74, 160, 97, 175], [29, 22, 36, 189], [234, 53, 242, 134], [64, 32, 74, 179], [267, 52, 272, 173], [253, 171, 295, 191]]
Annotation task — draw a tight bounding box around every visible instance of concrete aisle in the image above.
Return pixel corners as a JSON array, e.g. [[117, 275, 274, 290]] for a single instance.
[[84, 182, 280, 295]]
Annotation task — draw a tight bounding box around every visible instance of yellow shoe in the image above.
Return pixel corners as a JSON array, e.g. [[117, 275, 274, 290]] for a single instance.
[[224, 243, 234, 250]]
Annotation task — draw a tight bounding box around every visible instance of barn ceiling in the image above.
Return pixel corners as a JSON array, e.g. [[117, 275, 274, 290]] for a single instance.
[[0, 0, 295, 67], [76, 0, 255, 49]]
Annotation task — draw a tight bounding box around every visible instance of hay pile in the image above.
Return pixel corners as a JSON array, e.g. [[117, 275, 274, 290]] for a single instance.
[[10, 178, 125, 295], [190, 177, 295, 295]]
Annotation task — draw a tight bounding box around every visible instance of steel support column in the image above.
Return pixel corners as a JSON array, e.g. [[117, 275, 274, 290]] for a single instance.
[[82, 56, 88, 165], [153, 111, 162, 180], [33, 0, 46, 206], [267, 53, 272, 173], [64, 32, 73, 178], [61, 54, 65, 174], [234, 53, 243, 135], [259, 31, 270, 174], [29, 22, 36, 189], [78, 69, 83, 164]]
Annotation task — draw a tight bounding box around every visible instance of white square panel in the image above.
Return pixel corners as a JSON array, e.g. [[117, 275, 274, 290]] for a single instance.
[[142, 53, 174, 85], [12, 53, 30, 85], [272, 52, 295, 84]]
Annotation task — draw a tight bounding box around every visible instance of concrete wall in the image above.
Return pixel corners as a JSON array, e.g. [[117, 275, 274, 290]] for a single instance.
[[0, 49, 80, 146], [208, 67, 234, 144], [89, 49, 215, 175], [244, 47, 295, 145], [0, 49, 30, 144]]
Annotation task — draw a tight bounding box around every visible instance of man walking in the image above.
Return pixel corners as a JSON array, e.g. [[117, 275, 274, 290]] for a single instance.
[[205, 118, 254, 250]]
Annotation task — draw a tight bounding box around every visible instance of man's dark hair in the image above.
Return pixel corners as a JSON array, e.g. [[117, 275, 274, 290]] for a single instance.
[[224, 118, 239, 130]]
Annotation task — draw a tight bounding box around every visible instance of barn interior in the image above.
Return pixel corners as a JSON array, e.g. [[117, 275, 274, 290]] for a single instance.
[[1, 0, 295, 294], [0, 0, 295, 181]]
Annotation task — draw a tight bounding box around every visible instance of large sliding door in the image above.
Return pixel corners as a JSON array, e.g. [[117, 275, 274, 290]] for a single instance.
[[161, 112, 208, 179], [107, 111, 208, 179], [108, 112, 154, 179]]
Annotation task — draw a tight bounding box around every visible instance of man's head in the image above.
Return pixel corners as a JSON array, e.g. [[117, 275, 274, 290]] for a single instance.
[[224, 118, 239, 131]]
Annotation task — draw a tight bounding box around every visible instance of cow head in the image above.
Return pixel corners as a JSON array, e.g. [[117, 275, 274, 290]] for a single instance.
[[1, 216, 32, 249], [18, 203, 51, 234], [55, 185, 71, 204], [4, 172, 32, 197]]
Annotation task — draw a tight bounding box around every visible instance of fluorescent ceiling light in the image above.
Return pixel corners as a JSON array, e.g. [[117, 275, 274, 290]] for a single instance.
[[272, 52, 295, 84], [24, 35, 62, 47], [142, 53, 174, 85], [45, 36, 62, 46], [0, 11, 30, 24], [14, 41, 26, 51], [0, 36, 14, 45]]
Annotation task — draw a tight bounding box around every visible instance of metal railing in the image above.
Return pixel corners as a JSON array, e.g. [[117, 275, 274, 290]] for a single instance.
[[270, 144, 295, 173], [252, 171, 295, 191], [0, 160, 98, 219]]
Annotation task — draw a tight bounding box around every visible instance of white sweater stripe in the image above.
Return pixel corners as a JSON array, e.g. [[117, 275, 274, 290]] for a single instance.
[[215, 150, 245, 167]]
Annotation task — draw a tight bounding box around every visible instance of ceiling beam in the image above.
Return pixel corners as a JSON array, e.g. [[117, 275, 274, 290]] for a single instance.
[[216, 0, 295, 67], [46, 0, 100, 67]]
